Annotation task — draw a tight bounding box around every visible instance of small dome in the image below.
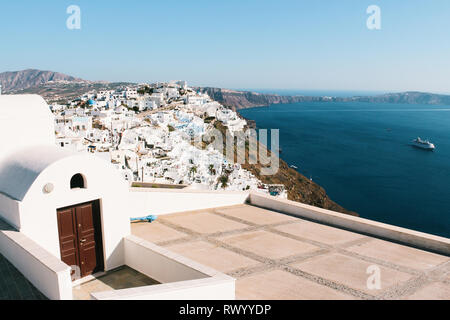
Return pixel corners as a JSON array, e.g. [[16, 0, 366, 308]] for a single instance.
[[87, 99, 96, 106], [0, 146, 73, 201]]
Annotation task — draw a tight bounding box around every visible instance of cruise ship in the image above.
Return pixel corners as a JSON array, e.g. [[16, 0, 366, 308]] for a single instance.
[[412, 137, 436, 151]]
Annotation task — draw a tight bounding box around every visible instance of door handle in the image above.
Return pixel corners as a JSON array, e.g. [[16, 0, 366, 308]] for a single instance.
[[80, 239, 87, 243]]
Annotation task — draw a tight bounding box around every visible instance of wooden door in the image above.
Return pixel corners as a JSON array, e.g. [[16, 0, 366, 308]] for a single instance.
[[57, 201, 104, 279], [75, 203, 99, 277], [56, 207, 80, 275]]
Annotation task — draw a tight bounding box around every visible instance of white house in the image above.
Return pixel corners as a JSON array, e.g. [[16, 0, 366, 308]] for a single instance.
[[147, 93, 165, 108], [186, 93, 210, 105], [72, 116, 93, 132], [137, 97, 157, 111], [125, 89, 138, 99], [0, 95, 235, 300], [0, 145, 131, 268], [0, 95, 130, 296], [176, 80, 187, 89]]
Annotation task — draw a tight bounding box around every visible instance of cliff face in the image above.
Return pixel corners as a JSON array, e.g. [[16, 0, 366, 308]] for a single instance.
[[242, 156, 357, 216], [212, 121, 357, 216], [197, 87, 324, 109]]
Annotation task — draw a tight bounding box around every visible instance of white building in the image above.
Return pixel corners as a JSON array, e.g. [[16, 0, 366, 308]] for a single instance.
[[186, 94, 209, 105], [176, 80, 187, 89], [137, 96, 157, 111], [0, 95, 235, 300], [125, 88, 138, 99], [0, 95, 130, 296], [147, 93, 165, 108], [72, 116, 93, 132]]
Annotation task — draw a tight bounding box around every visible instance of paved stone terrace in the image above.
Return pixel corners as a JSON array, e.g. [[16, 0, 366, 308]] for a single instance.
[[0, 254, 47, 300], [132, 204, 450, 300]]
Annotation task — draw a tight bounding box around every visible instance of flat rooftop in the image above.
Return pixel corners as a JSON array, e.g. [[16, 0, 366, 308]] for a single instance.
[[132, 204, 450, 300]]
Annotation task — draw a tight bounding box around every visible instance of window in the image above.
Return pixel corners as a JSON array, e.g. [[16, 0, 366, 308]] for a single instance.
[[70, 174, 86, 189]]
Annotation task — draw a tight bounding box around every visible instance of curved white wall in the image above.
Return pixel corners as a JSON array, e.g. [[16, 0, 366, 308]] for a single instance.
[[0, 95, 55, 163]]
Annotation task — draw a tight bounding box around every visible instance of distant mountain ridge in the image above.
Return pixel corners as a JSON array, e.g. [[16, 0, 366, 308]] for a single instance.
[[347, 91, 450, 106], [0, 69, 132, 102], [2, 69, 450, 109], [197, 87, 450, 110], [0, 69, 89, 92]]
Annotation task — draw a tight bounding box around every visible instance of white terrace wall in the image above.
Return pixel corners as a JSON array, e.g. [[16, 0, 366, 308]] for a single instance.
[[250, 192, 450, 255], [91, 235, 235, 300], [128, 188, 249, 217], [0, 219, 72, 300], [124, 235, 209, 283], [91, 277, 235, 300]]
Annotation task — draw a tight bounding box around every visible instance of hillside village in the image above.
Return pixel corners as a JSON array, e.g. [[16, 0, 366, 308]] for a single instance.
[[49, 81, 287, 197]]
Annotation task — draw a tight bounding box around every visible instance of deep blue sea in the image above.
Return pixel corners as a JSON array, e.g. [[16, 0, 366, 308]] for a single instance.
[[240, 102, 450, 238]]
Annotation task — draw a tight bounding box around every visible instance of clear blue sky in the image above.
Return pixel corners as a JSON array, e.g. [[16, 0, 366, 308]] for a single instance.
[[1, 0, 449, 93]]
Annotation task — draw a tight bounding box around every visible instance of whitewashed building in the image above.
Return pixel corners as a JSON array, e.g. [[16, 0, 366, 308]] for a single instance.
[[0, 95, 235, 300]]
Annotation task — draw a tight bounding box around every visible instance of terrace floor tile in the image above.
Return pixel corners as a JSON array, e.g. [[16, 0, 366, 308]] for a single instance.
[[165, 240, 260, 273], [236, 269, 355, 300], [217, 230, 320, 260]]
